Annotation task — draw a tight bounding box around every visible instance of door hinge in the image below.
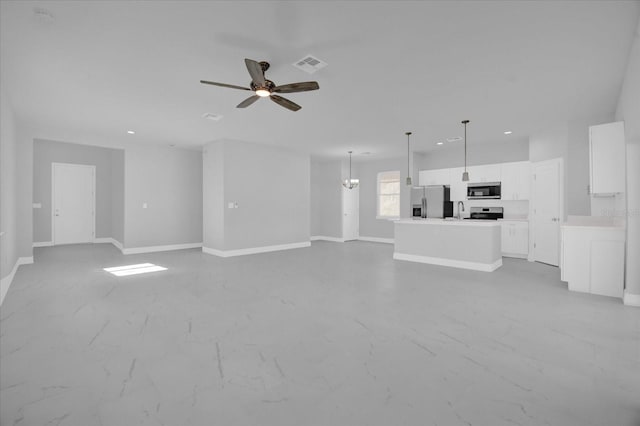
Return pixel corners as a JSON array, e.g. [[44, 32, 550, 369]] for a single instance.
[[534, 243, 536, 248]]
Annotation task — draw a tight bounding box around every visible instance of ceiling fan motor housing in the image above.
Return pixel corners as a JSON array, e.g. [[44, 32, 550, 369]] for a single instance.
[[251, 79, 276, 93]]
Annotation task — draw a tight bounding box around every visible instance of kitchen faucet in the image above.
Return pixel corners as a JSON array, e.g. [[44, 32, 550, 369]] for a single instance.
[[457, 201, 465, 220]]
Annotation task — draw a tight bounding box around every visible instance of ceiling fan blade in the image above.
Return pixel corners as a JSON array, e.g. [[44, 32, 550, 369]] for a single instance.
[[270, 94, 301, 112], [273, 81, 319, 93], [200, 80, 251, 91], [244, 58, 266, 85], [236, 95, 260, 108]]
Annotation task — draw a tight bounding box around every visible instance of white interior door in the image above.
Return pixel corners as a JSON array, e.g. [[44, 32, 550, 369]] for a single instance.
[[342, 187, 359, 241], [531, 159, 562, 266], [53, 163, 95, 245]]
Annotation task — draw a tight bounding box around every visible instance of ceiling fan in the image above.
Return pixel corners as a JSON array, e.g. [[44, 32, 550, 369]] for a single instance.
[[200, 58, 319, 112]]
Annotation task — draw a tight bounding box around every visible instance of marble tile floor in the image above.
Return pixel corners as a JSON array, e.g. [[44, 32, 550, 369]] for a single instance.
[[1, 242, 639, 426]]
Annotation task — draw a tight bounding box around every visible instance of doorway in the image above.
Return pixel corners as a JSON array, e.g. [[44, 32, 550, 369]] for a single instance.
[[530, 158, 563, 266], [52, 163, 96, 245], [342, 187, 359, 241]]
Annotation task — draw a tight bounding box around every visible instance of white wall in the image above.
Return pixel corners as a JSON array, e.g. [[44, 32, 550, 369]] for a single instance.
[[417, 139, 529, 171], [355, 157, 409, 239], [310, 160, 343, 238], [203, 140, 310, 252], [33, 139, 121, 242], [615, 19, 640, 300], [111, 149, 125, 245], [0, 84, 18, 281], [124, 146, 202, 249], [202, 142, 225, 249]]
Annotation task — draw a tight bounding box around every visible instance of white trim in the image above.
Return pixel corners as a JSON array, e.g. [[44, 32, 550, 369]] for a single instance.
[[111, 239, 124, 252], [33, 241, 54, 247], [122, 242, 202, 255], [393, 252, 502, 272], [203, 241, 311, 258], [93, 237, 124, 253], [358, 236, 394, 244], [311, 236, 345, 243], [623, 292, 640, 307], [502, 252, 528, 259], [0, 257, 34, 306], [93, 237, 113, 244], [52, 162, 96, 245]]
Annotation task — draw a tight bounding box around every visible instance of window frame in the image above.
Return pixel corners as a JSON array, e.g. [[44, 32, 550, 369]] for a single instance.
[[376, 170, 401, 220]]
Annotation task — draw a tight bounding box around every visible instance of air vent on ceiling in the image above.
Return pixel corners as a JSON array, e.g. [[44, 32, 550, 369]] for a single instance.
[[202, 113, 223, 121], [293, 55, 328, 74], [446, 136, 462, 143], [33, 7, 54, 23]]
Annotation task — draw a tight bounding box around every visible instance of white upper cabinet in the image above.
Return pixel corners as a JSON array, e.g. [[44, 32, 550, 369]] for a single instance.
[[589, 121, 625, 195], [466, 164, 501, 183], [501, 161, 531, 200], [419, 168, 450, 186]]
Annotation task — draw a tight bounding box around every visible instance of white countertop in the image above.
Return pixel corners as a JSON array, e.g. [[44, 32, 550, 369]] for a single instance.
[[561, 215, 625, 230], [395, 218, 501, 227]]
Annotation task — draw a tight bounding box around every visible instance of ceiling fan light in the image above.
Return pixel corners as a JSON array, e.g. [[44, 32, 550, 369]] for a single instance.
[[255, 88, 271, 97]]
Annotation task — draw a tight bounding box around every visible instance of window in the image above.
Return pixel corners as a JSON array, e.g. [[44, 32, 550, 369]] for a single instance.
[[377, 171, 400, 218]]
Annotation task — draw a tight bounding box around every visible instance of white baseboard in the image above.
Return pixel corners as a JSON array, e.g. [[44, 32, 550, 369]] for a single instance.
[[502, 252, 528, 259], [94, 237, 113, 244], [358, 236, 394, 244], [311, 236, 345, 243], [203, 241, 311, 258], [122, 242, 202, 255], [393, 252, 502, 272], [93, 237, 124, 253], [33, 241, 53, 247], [0, 256, 34, 306], [623, 292, 640, 307]]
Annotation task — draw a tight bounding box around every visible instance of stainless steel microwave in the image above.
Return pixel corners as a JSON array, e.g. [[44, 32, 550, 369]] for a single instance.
[[466, 182, 501, 199]]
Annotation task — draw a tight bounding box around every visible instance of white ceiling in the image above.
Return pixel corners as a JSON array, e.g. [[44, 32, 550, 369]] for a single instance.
[[1, 1, 638, 159]]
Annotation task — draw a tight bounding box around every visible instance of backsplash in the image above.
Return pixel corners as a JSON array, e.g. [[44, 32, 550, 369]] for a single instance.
[[455, 199, 529, 219]]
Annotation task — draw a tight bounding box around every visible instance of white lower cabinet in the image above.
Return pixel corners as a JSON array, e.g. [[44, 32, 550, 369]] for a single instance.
[[561, 225, 625, 298], [500, 221, 529, 258]]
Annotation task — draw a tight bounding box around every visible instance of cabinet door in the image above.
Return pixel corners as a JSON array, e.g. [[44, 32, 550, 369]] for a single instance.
[[419, 169, 449, 186], [501, 221, 529, 257], [513, 223, 529, 255], [501, 224, 514, 254], [590, 122, 625, 194], [501, 161, 531, 200], [468, 164, 501, 182]]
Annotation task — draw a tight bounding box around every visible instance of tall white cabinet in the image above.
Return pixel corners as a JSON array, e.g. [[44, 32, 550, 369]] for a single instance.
[[589, 121, 625, 195]]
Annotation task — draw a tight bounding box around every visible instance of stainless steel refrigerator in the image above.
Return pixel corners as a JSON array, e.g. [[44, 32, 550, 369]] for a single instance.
[[411, 185, 453, 218]]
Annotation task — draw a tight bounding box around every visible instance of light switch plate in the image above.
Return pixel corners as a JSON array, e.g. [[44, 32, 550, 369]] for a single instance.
[[143, 203, 148, 209], [228, 202, 234, 209], [33, 203, 42, 208]]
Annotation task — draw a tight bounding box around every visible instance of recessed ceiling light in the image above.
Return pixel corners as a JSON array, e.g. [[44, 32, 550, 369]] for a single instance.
[[504, 131, 512, 135], [361, 152, 372, 155], [437, 142, 444, 145], [446, 137, 462, 143], [127, 130, 135, 134]]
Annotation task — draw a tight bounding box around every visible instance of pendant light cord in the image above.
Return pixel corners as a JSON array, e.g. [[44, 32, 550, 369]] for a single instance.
[[462, 120, 469, 172]]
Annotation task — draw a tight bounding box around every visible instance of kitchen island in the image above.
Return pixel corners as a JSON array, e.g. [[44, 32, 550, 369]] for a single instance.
[[393, 219, 502, 272]]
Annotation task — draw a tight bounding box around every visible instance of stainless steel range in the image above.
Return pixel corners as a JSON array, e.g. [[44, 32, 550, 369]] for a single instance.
[[465, 206, 504, 220]]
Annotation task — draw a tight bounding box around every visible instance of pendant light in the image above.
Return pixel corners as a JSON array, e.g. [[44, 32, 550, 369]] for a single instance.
[[461, 120, 470, 181], [342, 151, 359, 189], [405, 132, 412, 186]]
